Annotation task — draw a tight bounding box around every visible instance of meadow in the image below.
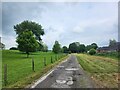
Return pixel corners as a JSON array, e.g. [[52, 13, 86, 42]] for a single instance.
[[76, 54, 118, 88], [95, 52, 119, 59], [2, 50, 68, 88]]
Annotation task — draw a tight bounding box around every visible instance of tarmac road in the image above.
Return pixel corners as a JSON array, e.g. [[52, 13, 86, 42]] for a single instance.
[[31, 55, 96, 88]]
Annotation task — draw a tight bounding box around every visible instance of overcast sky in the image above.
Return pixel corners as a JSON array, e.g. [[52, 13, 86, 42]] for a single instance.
[[1, 2, 118, 49]]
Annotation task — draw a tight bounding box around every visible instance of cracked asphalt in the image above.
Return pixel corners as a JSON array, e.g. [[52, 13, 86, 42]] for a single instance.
[[32, 55, 97, 88]]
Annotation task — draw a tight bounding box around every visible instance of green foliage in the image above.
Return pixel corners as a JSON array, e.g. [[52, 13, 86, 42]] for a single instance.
[[16, 30, 39, 57], [38, 42, 48, 52], [14, 20, 44, 41], [69, 42, 86, 53], [96, 52, 118, 59], [86, 43, 98, 51], [69, 42, 80, 53], [9, 47, 18, 50], [78, 44, 86, 53], [89, 48, 96, 55], [62, 46, 68, 53], [68, 51, 71, 54], [91, 43, 98, 49], [109, 39, 117, 47], [52, 41, 61, 54], [42, 44, 48, 52]]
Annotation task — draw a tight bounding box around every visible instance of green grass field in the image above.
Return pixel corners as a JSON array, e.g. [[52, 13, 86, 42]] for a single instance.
[[2, 50, 68, 88], [95, 52, 119, 59], [76, 54, 118, 88]]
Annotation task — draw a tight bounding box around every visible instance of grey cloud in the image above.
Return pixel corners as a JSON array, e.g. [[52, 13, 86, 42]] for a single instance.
[[2, 2, 45, 36]]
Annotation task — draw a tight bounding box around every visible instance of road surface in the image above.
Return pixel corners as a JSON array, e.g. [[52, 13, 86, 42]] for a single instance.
[[31, 55, 96, 88]]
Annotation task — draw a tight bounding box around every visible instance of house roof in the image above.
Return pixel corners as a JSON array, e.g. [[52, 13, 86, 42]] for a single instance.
[[97, 42, 120, 51]]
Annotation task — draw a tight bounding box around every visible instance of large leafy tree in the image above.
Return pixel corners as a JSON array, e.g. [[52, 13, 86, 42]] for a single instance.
[[78, 44, 85, 53], [14, 20, 44, 42], [91, 43, 98, 49], [69, 42, 80, 53], [16, 30, 39, 57], [52, 41, 61, 54]]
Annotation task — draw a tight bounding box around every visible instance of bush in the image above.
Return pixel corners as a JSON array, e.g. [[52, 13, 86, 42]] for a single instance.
[[89, 48, 96, 55], [68, 51, 71, 54], [9, 47, 18, 50]]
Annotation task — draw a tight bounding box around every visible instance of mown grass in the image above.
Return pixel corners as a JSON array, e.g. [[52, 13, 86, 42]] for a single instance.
[[95, 52, 119, 59], [76, 54, 118, 88], [2, 50, 68, 88]]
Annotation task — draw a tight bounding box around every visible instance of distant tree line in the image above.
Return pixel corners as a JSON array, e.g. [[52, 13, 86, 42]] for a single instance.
[[52, 41, 98, 55], [13, 20, 99, 57]]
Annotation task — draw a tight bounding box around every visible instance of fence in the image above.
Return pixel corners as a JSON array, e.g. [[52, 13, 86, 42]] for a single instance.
[[3, 54, 67, 86]]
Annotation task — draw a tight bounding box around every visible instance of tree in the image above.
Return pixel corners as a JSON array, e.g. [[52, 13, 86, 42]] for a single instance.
[[42, 44, 48, 52], [79, 44, 85, 53], [109, 39, 116, 47], [62, 46, 68, 53], [52, 41, 61, 54], [9, 47, 18, 50], [38, 41, 48, 52], [69, 42, 80, 53], [38, 42, 44, 51], [14, 20, 44, 42], [86, 45, 92, 52], [86, 43, 98, 52], [89, 48, 96, 55], [16, 30, 39, 57], [91, 43, 98, 49]]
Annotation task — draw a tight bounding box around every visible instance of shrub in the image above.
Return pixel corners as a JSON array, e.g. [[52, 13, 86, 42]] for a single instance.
[[9, 47, 18, 50], [89, 48, 96, 55], [68, 51, 71, 54]]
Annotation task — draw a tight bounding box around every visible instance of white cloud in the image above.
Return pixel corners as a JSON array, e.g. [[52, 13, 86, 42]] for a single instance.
[[2, 35, 17, 49], [42, 26, 65, 49], [72, 17, 117, 33]]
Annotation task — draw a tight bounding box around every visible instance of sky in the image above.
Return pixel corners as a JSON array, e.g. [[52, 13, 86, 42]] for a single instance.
[[1, 1, 118, 50]]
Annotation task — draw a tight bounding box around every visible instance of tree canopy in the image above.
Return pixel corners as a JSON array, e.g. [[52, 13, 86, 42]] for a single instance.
[[38, 41, 48, 52], [52, 41, 61, 54], [14, 20, 44, 41], [86, 43, 98, 51], [78, 44, 86, 53], [69, 42, 80, 53], [62, 46, 68, 53], [16, 30, 39, 57]]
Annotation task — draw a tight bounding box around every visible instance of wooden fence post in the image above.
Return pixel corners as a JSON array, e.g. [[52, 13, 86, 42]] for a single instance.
[[51, 56, 53, 63], [32, 58, 35, 72], [56, 55, 57, 61], [55, 55, 57, 61], [4, 64, 7, 86], [44, 57, 46, 66]]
